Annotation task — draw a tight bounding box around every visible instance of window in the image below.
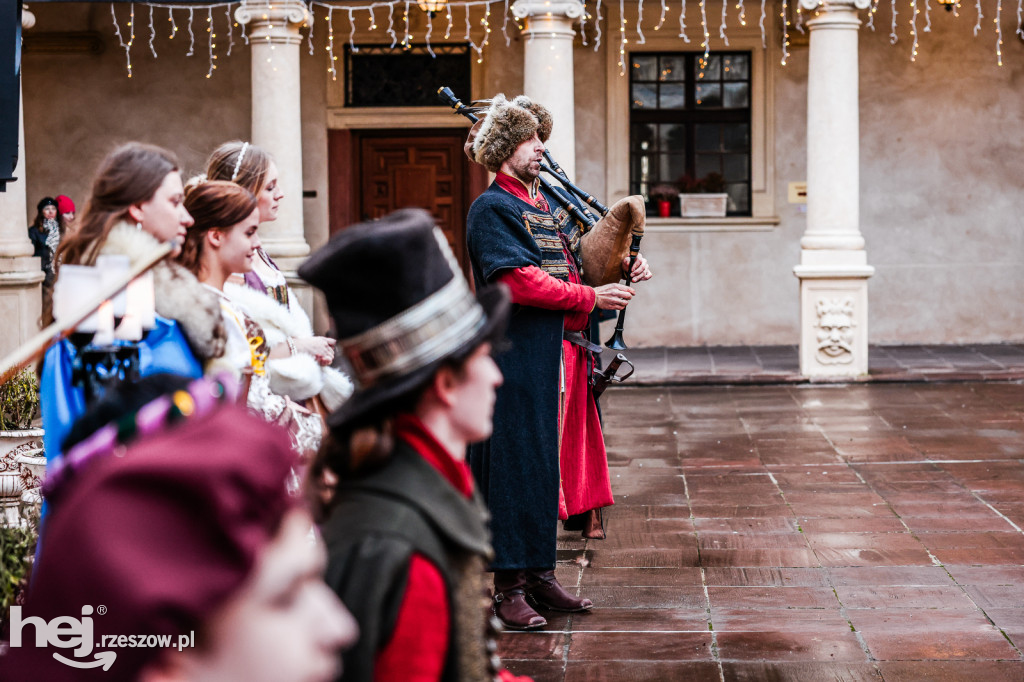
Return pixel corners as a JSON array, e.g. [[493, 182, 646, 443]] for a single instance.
[[345, 44, 471, 108], [629, 52, 752, 217]]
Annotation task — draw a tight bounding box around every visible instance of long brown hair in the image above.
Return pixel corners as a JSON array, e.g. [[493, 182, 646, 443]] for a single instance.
[[177, 180, 258, 276], [205, 141, 272, 196], [57, 143, 179, 266]]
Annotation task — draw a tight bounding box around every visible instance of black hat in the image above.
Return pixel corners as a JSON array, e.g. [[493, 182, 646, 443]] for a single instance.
[[299, 208, 509, 430], [37, 196, 58, 212]]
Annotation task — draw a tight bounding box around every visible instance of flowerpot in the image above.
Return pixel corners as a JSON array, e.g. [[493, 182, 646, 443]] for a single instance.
[[15, 448, 46, 490], [0, 470, 25, 526], [679, 193, 728, 218], [657, 200, 671, 218], [0, 428, 44, 462]]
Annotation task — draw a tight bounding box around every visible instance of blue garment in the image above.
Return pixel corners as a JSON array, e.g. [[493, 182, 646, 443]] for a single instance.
[[40, 316, 203, 464]]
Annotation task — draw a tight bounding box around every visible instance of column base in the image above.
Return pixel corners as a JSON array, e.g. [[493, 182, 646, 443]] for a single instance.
[[0, 258, 44, 360], [795, 263, 873, 379]]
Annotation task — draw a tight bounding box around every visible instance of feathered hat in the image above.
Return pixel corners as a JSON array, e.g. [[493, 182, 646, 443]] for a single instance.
[[470, 94, 553, 172]]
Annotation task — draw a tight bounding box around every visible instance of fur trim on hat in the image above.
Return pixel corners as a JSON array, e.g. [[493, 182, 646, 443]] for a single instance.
[[471, 94, 553, 173], [100, 223, 227, 362]]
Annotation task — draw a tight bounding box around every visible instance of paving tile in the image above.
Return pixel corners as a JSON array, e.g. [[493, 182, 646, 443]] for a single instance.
[[944, 564, 1024, 584], [715, 629, 867, 662], [961, 583, 1024, 610], [697, 532, 810, 550], [566, 632, 714, 661], [813, 547, 935, 567], [496, 633, 567, 660], [565, 607, 709, 633], [697, 548, 821, 568], [563, 661, 722, 682], [502, 659, 565, 682], [703, 567, 831, 587], [580, 567, 703, 587], [583, 586, 707, 609], [835, 584, 977, 610], [707, 586, 841, 609], [877, 661, 1024, 682], [710, 608, 853, 631], [720, 662, 882, 681], [930, 547, 1024, 565], [826, 565, 954, 586], [849, 610, 1019, 660], [797, 517, 907, 533], [583, 548, 702, 568]]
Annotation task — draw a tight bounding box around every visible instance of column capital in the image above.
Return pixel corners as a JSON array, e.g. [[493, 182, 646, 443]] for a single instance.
[[511, 0, 585, 21], [799, 0, 871, 12], [22, 4, 36, 30], [235, 1, 308, 44]]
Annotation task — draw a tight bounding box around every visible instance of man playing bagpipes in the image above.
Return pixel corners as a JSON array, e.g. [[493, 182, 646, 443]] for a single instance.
[[463, 94, 653, 630]]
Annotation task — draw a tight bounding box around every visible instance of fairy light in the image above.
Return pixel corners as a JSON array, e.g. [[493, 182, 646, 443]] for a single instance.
[[387, 3, 397, 47], [111, 2, 132, 77], [655, 0, 667, 29], [995, 0, 1003, 66], [954, 0, 961, 17], [924, 0, 932, 33], [700, 0, 710, 64], [1017, 0, 1023, 39], [890, 0, 898, 45], [327, 8, 337, 79], [463, 1, 471, 42], [240, 7, 249, 45], [227, 4, 236, 56], [347, 8, 359, 53], [636, 0, 646, 44], [445, 1, 453, 39], [618, 0, 627, 75], [594, 0, 603, 51], [867, 0, 879, 30], [679, 0, 691, 42], [128, 2, 135, 53], [974, 0, 983, 36], [759, 0, 766, 46], [426, 9, 436, 56], [148, 5, 158, 57], [187, 7, 196, 57], [168, 7, 178, 40], [402, 1, 411, 49], [307, 2, 315, 54], [781, 0, 790, 66], [501, 0, 509, 45], [479, 3, 492, 61], [910, 0, 919, 61], [369, 5, 377, 30], [737, 0, 746, 26], [719, 0, 729, 45], [581, 0, 589, 45]]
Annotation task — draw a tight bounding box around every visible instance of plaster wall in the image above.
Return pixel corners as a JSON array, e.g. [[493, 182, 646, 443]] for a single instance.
[[16, 2, 1024, 347]]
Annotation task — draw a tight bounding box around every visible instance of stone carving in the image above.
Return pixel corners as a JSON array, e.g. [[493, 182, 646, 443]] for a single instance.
[[799, 0, 872, 10], [815, 297, 855, 365], [512, 0, 586, 20]]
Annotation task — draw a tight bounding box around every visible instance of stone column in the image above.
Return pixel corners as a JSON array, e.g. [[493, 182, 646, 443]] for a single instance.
[[793, 0, 874, 378], [235, 0, 310, 279], [511, 0, 584, 181], [0, 5, 43, 360]]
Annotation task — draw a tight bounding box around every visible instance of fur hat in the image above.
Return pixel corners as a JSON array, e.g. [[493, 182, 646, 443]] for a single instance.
[[470, 94, 553, 172]]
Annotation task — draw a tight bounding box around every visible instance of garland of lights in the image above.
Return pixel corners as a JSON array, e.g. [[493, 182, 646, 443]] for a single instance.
[[105, 0, 1023, 82]]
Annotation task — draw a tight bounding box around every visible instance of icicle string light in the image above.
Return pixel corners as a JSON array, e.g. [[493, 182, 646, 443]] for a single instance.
[[759, 0, 766, 47], [636, 0, 646, 44], [187, 7, 196, 56], [719, 0, 729, 45], [227, 3, 236, 56], [867, 0, 879, 30], [445, 1, 454, 39], [656, 0, 668, 30], [387, 3, 397, 47], [580, 0, 589, 45], [402, 1, 411, 48], [206, 7, 216, 77], [995, 0, 1003, 66], [307, 2, 316, 54], [737, 0, 746, 27], [700, 0, 710, 64], [1017, 0, 1023, 39], [794, 3, 804, 34], [679, 0, 691, 42], [974, 0, 983, 36], [148, 5, 158, 57], [168, 7, 177, 40], [780, 0, 790, 66], [327, 8, 338, 79], [594, 0, 604, 51], [617, 0, 627, 75], [426, 9, 435, 56], [502, 0, 511, 45], [890, 0, 899, 45], [910, 0, 918, 61], [348, 8, 358, 52], [111, 2, 133, 77]]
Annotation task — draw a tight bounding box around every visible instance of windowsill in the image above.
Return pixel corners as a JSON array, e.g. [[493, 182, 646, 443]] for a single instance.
[[644, 216, 780, 232]]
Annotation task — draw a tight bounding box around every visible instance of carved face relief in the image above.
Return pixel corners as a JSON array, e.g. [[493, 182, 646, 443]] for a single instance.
[[815, 297, 855, 364]]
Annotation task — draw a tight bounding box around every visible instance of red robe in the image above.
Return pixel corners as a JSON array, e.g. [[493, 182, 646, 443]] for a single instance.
[[493, 173, 615, 520]]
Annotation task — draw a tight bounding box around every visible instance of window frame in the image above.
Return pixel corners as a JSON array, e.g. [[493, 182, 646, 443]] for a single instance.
[[605, 26, 777, 228]]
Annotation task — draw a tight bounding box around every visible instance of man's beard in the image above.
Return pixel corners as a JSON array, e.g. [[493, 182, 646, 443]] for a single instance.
[[509, 160, 539, 186]]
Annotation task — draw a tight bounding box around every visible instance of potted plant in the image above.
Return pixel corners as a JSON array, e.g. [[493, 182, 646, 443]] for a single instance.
[[0, 370, 43, 526], [649, 183, 680, 218], [0, 501, 40, 646], [677, 172, 729, 217]]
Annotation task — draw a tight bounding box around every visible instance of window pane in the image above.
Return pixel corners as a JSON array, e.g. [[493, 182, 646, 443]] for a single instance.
[[695, 154, 722, 179], [723, 153, 749, 182], [723, 82, 749, 108], [695, 54, 721, 80], [695, 124, 720, 152], [659, 124, 686, 154], [695, 83, 722, 108], [659, 83, 686, 109], [723, 123, 750, 151], [660, 154, 686, 183], [722, 54, 749, 81], [632, 123, 657, 151], [659, 55, 687, 82], [632, 83, 657, 109], [632, 55, 658, 81], [727, 183, 750, 213]]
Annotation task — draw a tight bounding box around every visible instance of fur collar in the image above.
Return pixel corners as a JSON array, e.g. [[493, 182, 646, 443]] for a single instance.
[[223, 282, 312, 344], [100, 222, 226, 362]]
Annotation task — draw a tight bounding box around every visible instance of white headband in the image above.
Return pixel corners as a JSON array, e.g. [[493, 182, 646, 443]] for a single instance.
[[230, 142, 250, 182]]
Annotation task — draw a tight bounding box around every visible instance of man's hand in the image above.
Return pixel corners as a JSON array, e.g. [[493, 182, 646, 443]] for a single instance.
[[622, 252, 653, 283], [593, 283, 635, 310]]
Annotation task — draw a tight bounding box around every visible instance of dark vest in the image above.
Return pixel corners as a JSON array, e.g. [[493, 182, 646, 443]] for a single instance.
[[320, 442, 500, 682]]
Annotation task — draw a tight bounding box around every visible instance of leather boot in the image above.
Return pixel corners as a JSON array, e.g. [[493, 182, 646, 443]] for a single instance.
[[492, 571, 547, 630], [525, 569, 594, 612], [581, 508, 606, 540]]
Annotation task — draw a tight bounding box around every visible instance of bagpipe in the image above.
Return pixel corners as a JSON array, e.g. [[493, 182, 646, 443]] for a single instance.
[[438, 86, 644, 390]]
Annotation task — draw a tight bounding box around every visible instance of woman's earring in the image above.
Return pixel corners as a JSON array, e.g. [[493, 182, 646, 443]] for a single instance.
[[136, 222, 143, 231]]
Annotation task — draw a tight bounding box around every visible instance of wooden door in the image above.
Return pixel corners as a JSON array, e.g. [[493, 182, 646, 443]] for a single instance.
[[357, 130, 471, 271]]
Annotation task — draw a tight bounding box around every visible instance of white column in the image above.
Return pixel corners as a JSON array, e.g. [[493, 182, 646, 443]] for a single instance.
[[235, 0, 310, 276], [511, 0, 583, 181], [0, 5, 44, 360], [793, 0, 874, 378]]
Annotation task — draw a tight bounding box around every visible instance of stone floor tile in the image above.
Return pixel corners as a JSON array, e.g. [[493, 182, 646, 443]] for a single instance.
[[709, 607, 853, 631], [502, 659, 566, 682], [835, 584, 978, 610], [563, 661, 722, 682], [876, 662, 1024, 682], [566, 607, 709, 633], [702, 567, 832, 587], [583, 547, 702, 568], [813, 547, 935, 567], [583, 586, 707, 609], [961, 583, 1024, 610], [715, 629, 867, 662], [720, 662, 882, 681], [496, 633, 567, 660], [697, 548, 821, 568], [706, 586, 841, 609], [797, 517, 907, 533], [930, 547, 1024, 565], [943, 564, 1024, 584], [849, 610, 1019, 660], [697, 532, 810, 551], [826, 565, 954, 586], [566, 632, 714, 661], [580, 567, 703, 587]]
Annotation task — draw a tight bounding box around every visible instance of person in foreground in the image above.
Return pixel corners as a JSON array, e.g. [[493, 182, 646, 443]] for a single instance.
[[301, 209, 529, 682], [2, 375, 356, 682]]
